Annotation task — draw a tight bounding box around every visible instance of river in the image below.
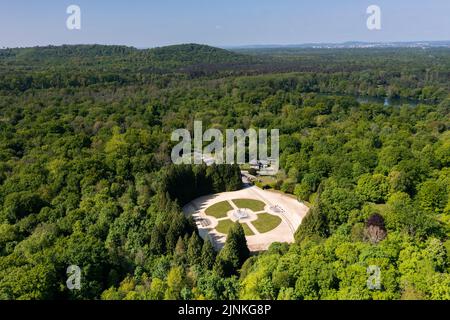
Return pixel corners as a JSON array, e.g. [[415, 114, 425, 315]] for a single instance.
[[355, 96, 420, 107], [316, 93, 421, 107]]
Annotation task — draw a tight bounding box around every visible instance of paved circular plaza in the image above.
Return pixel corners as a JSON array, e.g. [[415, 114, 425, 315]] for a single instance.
[[183, 186, 309, 252]]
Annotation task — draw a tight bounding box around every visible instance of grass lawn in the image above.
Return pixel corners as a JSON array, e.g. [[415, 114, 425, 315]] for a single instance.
[[216, 219, 254, 236], [232, 199, 266, 212], [205, 201, 233, 218], [252, 213, 282, 234]]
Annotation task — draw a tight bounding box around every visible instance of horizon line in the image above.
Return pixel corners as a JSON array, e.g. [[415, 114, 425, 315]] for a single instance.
[[2, 39, 450, 50]]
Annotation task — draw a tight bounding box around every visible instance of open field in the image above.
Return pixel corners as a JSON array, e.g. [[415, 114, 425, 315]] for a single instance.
[[205, 201, 233, 218], [232, 199, 266, 211], [216, 220, 254, 236], [252, 213, 282, 234]]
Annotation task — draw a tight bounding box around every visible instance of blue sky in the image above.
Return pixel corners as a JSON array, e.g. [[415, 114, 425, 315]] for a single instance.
[[1, 0, 449, 48]]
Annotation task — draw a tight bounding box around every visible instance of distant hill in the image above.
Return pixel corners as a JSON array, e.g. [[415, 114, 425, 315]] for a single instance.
[[229, 41, 450, 53], [0, 44, 137, 63], [0, 44, 260, 90], [1, 43, 448, 92], [0, 43, 254, 70], [228, 40, 450, 50], [144, 43, 252, 66]]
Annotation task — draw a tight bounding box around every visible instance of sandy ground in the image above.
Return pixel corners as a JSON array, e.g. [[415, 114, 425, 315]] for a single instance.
[[183, 186, 310, 252]]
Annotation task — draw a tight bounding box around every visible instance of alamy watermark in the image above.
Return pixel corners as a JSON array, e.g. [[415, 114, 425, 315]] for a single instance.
[[171, 121, 279, 175], [66, 265, 81, 290], [63, 5, 380, 34], [367, 265, 381, 290], [367, 5, 381, 30], [66, 5, 81, 30]]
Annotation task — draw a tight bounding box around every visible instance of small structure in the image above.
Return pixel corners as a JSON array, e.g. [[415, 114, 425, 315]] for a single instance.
[[269, 205, 284, 214], [249, 158, 278, 176], [233, 208, 248, 220], [184, 150, 217, 166], [249, 159, 269, 170]]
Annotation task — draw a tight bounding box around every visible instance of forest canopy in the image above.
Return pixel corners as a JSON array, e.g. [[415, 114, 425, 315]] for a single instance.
[[0, 44, 449, 300]]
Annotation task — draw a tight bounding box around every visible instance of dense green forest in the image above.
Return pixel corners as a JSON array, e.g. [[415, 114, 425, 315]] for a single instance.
[[0, 44, 449, 300]]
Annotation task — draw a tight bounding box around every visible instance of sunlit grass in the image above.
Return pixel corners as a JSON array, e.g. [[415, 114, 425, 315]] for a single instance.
[[216, 220, 254, 236], [232, 199, 266, 212], [252, 213, 282, 234], [205, 201, 233, 218]]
